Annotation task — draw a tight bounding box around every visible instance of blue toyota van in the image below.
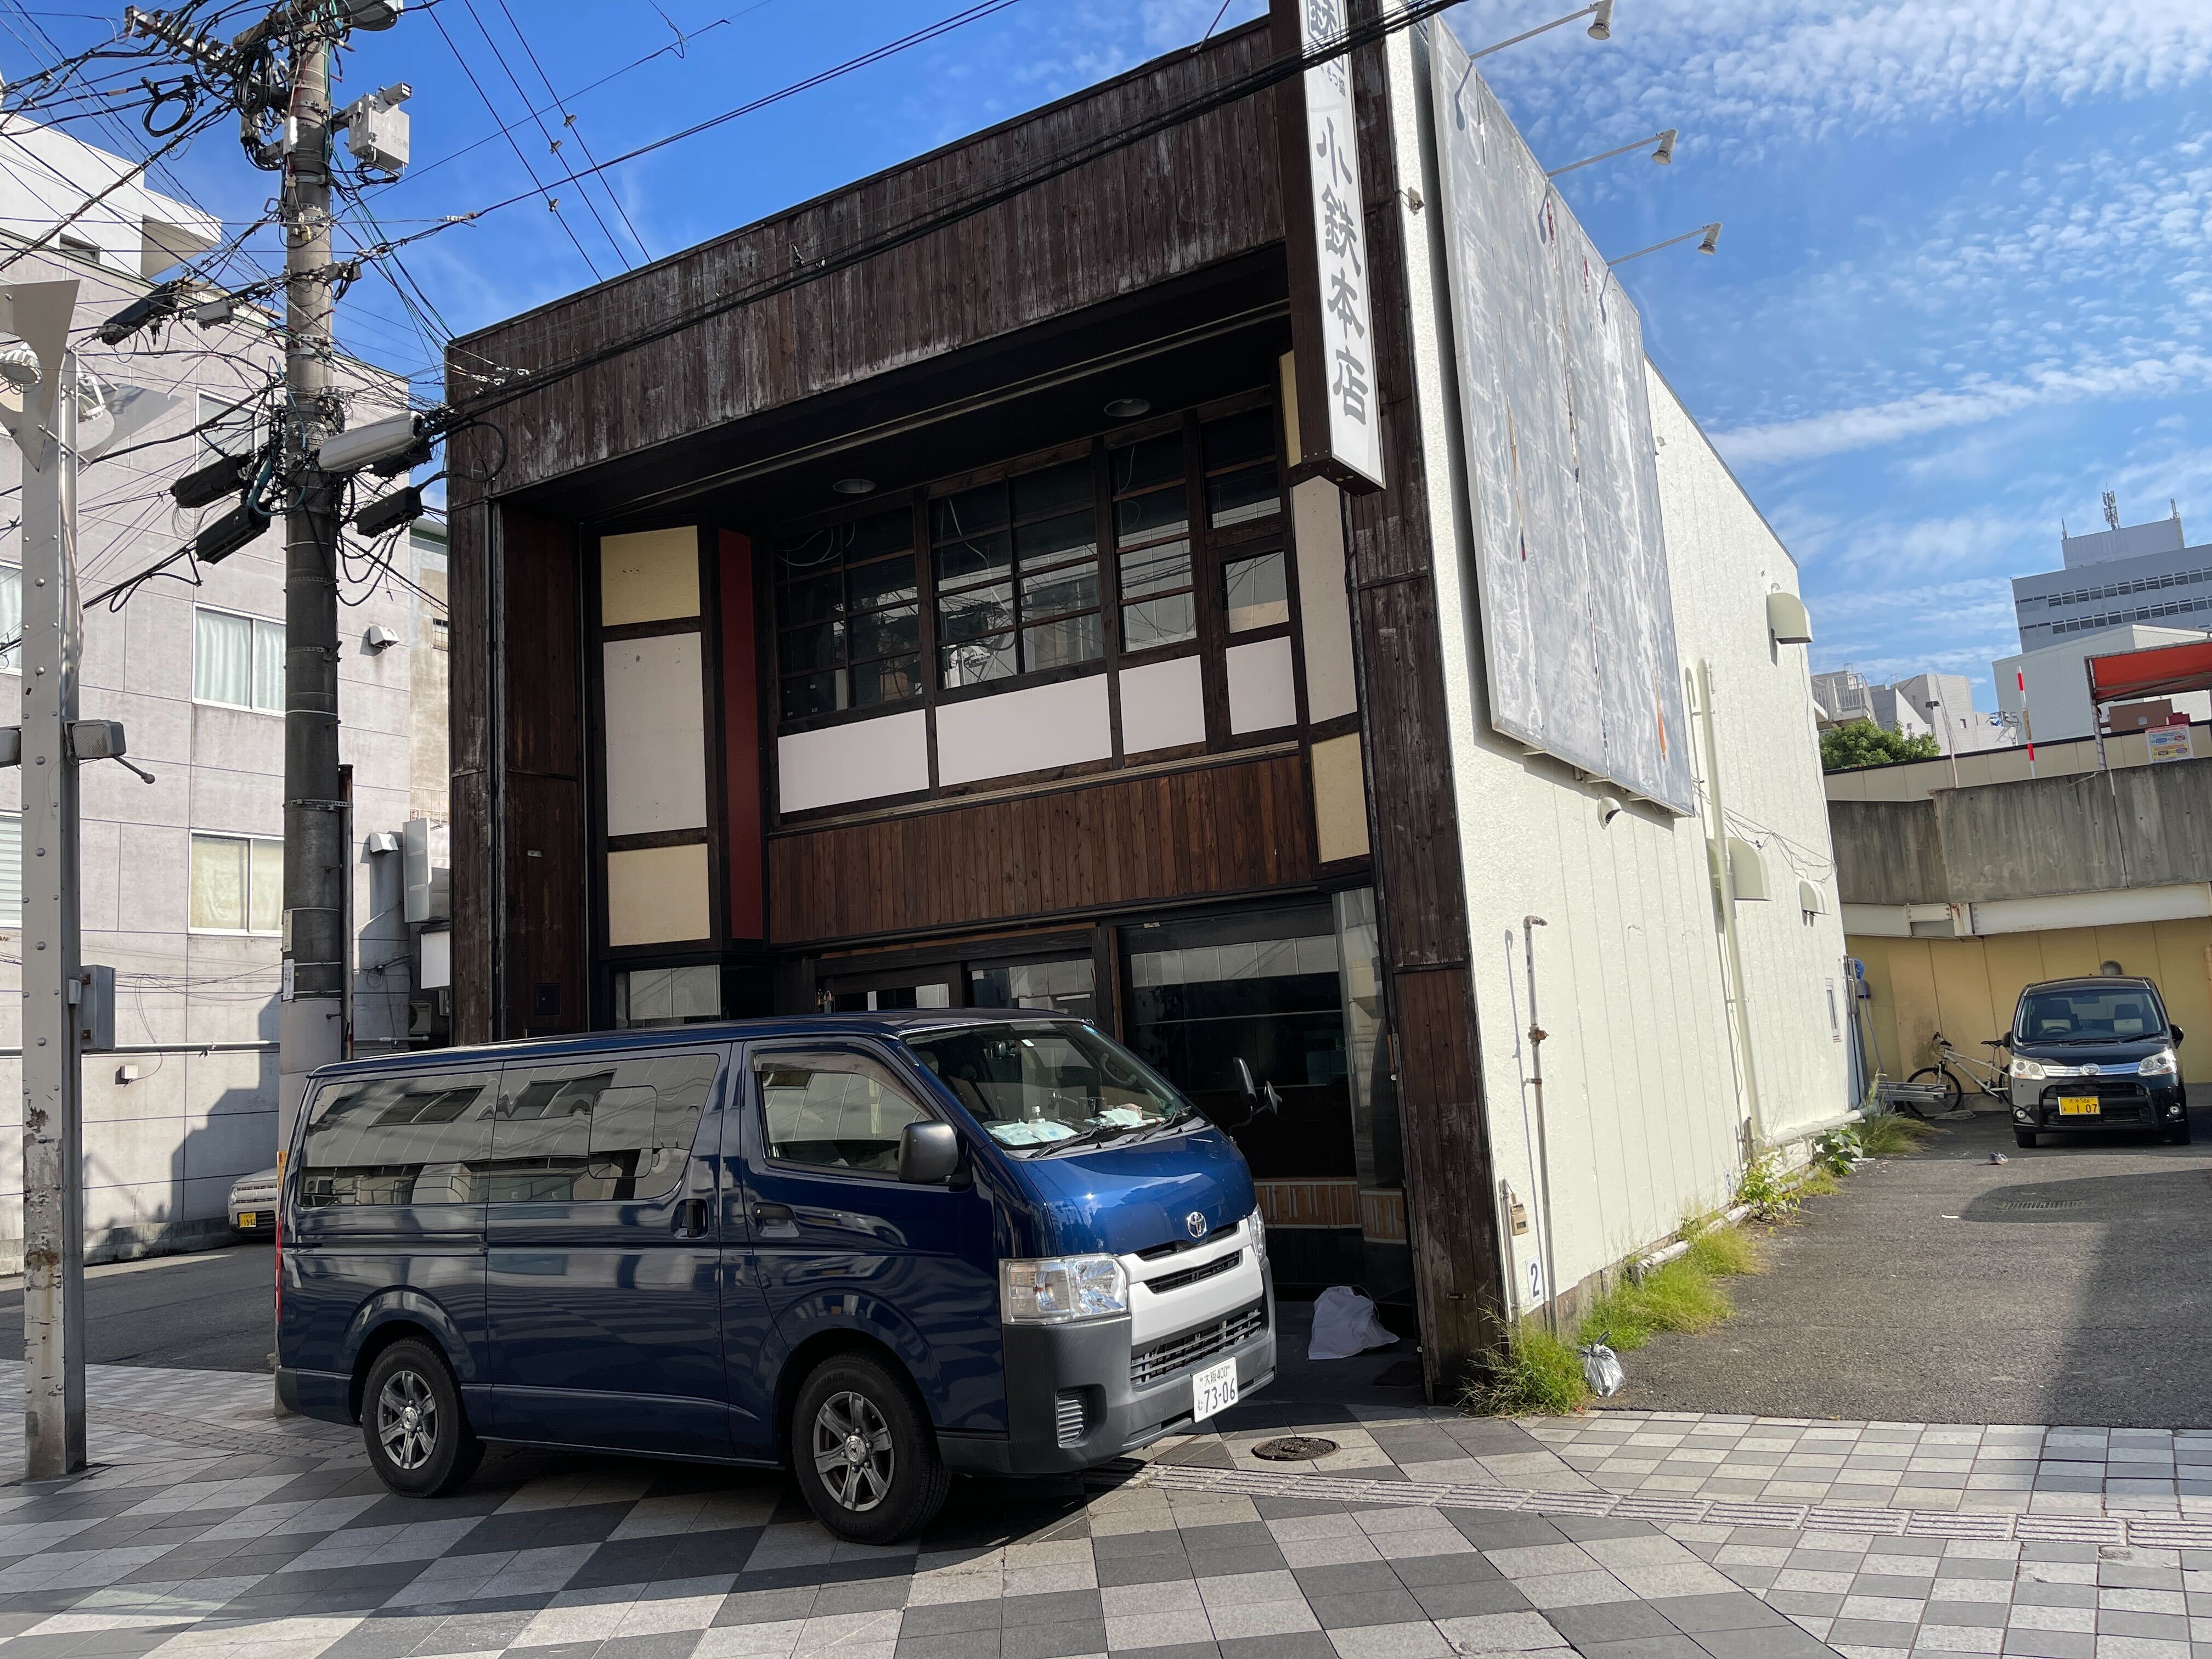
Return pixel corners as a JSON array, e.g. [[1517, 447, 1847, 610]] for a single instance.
[[276, 1011, 1276, 1540]]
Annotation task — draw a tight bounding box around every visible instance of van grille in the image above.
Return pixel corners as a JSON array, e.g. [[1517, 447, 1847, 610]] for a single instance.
[[1054, 1390, 1088, 1446], [1145, 1249, 1240, 1297], [1130, 1301, 1266, 1389]]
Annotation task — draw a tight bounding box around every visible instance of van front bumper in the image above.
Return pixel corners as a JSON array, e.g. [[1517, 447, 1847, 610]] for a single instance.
[[941, 1278, 1276, 1477]]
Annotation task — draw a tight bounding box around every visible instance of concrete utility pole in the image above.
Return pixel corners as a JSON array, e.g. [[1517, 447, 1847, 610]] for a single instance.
[[278, 21, 346, 1148], [4, 279, 86, 1480]]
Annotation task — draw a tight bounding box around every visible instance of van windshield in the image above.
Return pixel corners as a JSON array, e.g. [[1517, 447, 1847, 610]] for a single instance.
[[2017, 985, 2168, 1044], [904, 1021, 1190, 1151]]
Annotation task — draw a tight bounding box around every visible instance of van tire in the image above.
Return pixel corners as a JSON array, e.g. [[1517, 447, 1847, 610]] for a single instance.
[[362, 1338, 483, 1498], [790, 1351, 949, 1543]]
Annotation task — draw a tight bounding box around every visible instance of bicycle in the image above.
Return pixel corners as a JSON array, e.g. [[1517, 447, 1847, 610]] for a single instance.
[[1905, 1031, 2009, 1113]]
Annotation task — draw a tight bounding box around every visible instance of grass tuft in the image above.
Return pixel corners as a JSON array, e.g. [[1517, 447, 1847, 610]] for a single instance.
[[1682, 1223, 1763, 1278], [1857, 1109, 1938, 1157], [1461, 1322, 1589, 1415]]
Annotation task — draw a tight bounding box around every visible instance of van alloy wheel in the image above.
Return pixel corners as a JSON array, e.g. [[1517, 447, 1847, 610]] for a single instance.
[[376, 1367, 439, 1471], [812, 1390, 894, 1511]]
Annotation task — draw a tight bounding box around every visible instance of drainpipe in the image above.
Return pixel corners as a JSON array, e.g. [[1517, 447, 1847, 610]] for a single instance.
[[1521, 915, 1559, 1337], [1697, 659, 1767, 1149]]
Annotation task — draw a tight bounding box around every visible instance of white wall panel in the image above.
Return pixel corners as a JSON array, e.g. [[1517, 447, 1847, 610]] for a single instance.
[[777, 709, 929, 812], [938, 675, 1113, 787], [1120, 657, 1206, 754], [1226, 637, 1296, 733], [602, 634, 707, 836]]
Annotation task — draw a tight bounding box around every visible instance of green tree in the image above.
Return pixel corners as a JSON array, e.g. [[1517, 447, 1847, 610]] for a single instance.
[[1820, 719, 1941, 772]]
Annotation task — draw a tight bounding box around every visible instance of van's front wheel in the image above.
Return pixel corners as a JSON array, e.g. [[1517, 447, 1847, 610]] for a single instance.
[[362, 1338, 482, 1498], [791, 1352, 949, 1543]]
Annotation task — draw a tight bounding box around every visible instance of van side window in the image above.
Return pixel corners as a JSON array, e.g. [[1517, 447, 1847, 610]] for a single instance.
[[755, 1049, 930, 1175], [485, 1052, 720, 1203], [299, 1073, 495, 1207]]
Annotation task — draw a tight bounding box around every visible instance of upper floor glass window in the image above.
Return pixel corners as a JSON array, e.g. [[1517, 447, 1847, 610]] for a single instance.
[[934, 458, 1103, 690], [775, 508, 920, 723], [195, 605, 283, 712], [1112, 431, 1195, 653]]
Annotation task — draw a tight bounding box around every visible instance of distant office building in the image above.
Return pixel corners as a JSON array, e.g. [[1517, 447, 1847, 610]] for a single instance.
[[1810, 668, 2005, 753], [1994, 624, 2212, 743], [2013, 504, 2212, 651]]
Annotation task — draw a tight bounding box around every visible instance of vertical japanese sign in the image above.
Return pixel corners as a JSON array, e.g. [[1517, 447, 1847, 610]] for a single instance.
[[1273, 0, 1385, 493]]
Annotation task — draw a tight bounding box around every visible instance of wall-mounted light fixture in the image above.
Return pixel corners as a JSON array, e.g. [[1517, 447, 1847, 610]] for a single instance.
[[1547, 127, 1677, 177], [1608, 221, 1722, 266]]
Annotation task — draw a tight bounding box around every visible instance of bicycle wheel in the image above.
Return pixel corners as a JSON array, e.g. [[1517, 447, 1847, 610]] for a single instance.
[[1908, 1065, 1962, 1113]]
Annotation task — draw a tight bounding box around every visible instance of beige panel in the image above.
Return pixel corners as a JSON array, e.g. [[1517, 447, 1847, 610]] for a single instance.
[[607, 842, 711, 946], [1226, 636, 1296, 732], [1120, 656, 1205, 754], [600, 527, 700, 627], [602, 634, 707, 836], [1291, 477, 1356, 720], [1886, 940, 1943, 1075], [2149, 919, 2212, 1080], [1278, 351, 1302, 472], [1311, 731, 1369, 862], [1927, 939, 2001, 1053]]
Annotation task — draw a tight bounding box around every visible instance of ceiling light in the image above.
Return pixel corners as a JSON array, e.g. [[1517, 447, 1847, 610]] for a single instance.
[[1653, 128, 1676, 165], [832, 477, 876, 496], [1585, 0, 1613, 40], [1103, 397, 1150, 419]]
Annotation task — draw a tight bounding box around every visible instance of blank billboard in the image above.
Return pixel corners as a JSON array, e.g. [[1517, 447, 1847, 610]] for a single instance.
[[1427, 27, 1696, 817]]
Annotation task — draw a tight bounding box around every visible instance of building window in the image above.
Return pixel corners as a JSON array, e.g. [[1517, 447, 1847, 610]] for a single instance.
[[431, 617, 449, 652], [1111, 430, 1195, 653], [970, 955, 1096, 1019], [774, 507, 921, 721], [196, 389, 258, 458], [0, 563, 17, 673], [194, 606, 284, 711], [0, 810, 18, 927], [189, 833, 283, 933], [613, 964, 721, 1028], [934, 458, 1103, 690]]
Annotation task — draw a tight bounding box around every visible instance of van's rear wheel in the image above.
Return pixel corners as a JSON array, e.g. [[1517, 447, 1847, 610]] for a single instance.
[[791, 1352, 948, 1543], [362, 1338, 482, 1498]]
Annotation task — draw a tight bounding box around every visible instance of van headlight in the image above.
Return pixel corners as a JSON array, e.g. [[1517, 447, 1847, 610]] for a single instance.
[[2140, 1049, 2179, 1078], [2010, 1056, 2046, 1080], [1000, 1256, 1128, 1324], [1247, 1207, 1268, 1267]]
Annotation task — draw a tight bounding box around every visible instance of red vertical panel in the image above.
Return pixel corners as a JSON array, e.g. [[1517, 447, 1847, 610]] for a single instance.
[[721, 531, 765, 939]]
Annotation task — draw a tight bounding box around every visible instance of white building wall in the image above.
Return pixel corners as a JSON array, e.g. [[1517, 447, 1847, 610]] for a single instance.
[[0, 178, 431, 1266], [1645, 369, 1852, 1150], [1993, 624, 2212, 743], [1385, 27, 1847, 1311]]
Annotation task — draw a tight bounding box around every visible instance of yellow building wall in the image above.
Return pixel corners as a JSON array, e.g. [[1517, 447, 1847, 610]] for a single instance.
[[1848, 922, 2212, 1085]]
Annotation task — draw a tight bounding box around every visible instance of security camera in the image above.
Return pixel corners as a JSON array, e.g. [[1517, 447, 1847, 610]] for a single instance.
[[1599, 795, 1624, 826]]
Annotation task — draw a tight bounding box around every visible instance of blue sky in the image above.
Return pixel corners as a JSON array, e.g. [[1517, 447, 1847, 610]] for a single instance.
[[13, 0, 2211, 712]]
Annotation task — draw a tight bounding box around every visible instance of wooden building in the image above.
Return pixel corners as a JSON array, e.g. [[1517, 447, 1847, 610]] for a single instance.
[[444, 8, 1848, 1392]]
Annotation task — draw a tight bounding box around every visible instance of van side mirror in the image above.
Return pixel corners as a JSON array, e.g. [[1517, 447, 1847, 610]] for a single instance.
[[1218, 1059, 1257, 1128], [899, 1121, 961, 1184], [2173, 1024, 2186, 1046]]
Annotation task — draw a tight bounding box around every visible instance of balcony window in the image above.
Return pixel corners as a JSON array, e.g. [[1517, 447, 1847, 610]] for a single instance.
[[775, 507, 921, 721], [935, 458, 1104, 690]]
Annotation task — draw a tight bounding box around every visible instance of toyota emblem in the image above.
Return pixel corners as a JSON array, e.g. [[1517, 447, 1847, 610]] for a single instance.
[[1186, 1211, 1207, 1240], [2082, 1064, 2100, 1077]]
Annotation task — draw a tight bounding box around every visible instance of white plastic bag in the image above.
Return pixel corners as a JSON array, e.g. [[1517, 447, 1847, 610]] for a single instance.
[[1307, 1285, 1399, 1359], [1579, 1342, 1625, 1398]]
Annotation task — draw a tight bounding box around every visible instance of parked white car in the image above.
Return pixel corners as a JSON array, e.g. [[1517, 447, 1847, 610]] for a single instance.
[[228, 1167, 280, 1236]]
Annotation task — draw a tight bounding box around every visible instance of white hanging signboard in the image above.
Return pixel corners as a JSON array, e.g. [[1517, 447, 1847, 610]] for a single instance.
[[1276, 0, 1385, 493]]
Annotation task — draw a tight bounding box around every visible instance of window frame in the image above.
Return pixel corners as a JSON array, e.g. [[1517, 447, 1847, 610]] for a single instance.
[[0, 562, 19, 674], [187, 831, 284, 935], [483, 1048, 723, 1206], [191, 602, 285, 714], [743, 1040, 945, 1185], [295, 1069, 499, 1210], [770, 503, 928, 727]]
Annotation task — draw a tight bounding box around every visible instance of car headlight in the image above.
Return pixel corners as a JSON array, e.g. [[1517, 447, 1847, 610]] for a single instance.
[[2140, 1049, 2179, 1078], [2010, 1056, 2046, 1080], [1000, 1255, 1128, 1324], [1247, 1207, 1268, 1267]]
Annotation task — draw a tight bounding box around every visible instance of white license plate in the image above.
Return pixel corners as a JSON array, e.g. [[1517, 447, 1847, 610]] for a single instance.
[[1192, 1357, 1239, 1420]]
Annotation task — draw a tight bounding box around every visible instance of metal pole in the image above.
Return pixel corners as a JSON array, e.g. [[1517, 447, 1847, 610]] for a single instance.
[[19, 319, 83, 1480], [1697, 659, 1767, 1149], [278, 22, 346, 1149], [1520, 916, 1558, 1339]]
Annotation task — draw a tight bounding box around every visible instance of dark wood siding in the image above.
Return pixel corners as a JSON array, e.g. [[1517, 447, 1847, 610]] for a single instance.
[[448, 26, 1284, 498], [768, 751, 1317, 946]]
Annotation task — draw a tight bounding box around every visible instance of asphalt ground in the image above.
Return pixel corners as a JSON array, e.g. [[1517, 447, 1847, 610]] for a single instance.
[[1, 1238, 273, 1370], [1613, 1104, 2212, 1427]]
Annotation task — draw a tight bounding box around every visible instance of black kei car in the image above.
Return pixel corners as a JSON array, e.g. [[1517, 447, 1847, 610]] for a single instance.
[[2008, 976, 2189, 1148]]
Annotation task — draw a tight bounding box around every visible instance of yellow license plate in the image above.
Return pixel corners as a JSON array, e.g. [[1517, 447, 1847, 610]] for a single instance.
[[2057, 1097, 2100, 1117], [237, 1212, 257, 1227]]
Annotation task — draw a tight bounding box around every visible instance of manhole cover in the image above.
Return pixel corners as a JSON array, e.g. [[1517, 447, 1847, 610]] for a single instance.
[[1997, 1200, 2085, 1211], [1252, 1436, 1338, 1461]]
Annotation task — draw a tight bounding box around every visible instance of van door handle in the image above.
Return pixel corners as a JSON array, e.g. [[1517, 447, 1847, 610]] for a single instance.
[[753, 1201, 797, 1233], [676, 1198, 709, 1238]]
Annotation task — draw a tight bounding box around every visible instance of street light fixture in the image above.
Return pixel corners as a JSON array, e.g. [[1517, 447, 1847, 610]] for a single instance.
[[1463, 0, 1618, 65], [1547, 127, 1678, 177], [1607, 221, 1722, 266]]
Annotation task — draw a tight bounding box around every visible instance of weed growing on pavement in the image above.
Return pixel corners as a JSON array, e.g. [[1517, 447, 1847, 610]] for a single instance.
[[1735, 1153, 1798, 1220], [1682, 1221, 1763, 1277], [1857, 1108, 1936, 1157], [1812, 1124, 1865, 1176], [1462, 1321, 1588, 1414]]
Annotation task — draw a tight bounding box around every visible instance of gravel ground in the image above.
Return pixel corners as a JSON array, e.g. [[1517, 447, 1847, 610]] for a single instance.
[[1609, 1105, 2212, 1427]]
